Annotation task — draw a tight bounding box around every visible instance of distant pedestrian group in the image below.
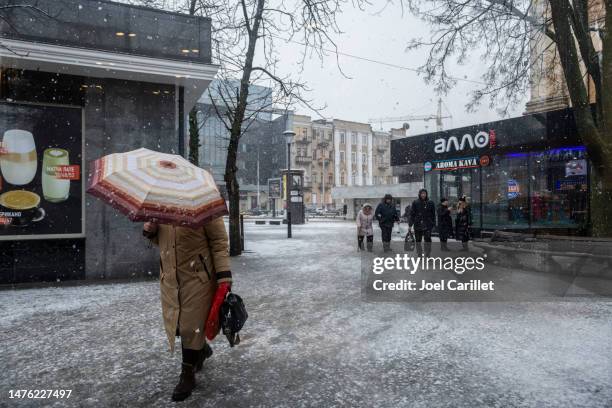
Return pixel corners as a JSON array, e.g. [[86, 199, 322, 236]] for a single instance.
[[356, 189, 471, 253]]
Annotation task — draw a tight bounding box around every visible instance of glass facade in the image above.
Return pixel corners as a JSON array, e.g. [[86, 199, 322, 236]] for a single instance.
[[425, 146, 588, 231]]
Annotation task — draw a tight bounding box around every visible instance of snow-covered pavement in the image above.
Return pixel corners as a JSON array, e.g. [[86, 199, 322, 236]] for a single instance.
[[1, 220, 611, 407]]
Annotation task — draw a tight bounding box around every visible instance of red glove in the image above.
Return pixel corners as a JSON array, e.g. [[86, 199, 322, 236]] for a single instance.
[[205, 282, 231, 340]]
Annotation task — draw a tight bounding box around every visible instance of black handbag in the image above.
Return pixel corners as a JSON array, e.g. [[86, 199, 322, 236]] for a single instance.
[[404, 230, 416, 252], [220, 292, 248, 347]]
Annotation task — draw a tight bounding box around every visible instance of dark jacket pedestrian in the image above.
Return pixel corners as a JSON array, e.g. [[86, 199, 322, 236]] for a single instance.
[[407, 189, 435, 256], [375, 194, 399, 251], [407, 189, 436, 232], [437, 198, 453, 250], [455, 197, 472, 250]]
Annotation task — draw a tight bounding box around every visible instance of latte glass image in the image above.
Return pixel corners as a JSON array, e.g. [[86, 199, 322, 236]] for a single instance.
[[42, 148, 70, 203], [0, 129, 38, 186]]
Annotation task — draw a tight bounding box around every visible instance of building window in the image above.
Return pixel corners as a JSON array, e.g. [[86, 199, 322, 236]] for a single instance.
[[328, 174, 333, 185], [362, 153, 367, 164], [341, 173, 345, 185], [340, 151, 345, 162], [340, 132, 345, 144], [351, 152, 356, 163], [362, 134, 367, 145], [351, 132, 357, 145]]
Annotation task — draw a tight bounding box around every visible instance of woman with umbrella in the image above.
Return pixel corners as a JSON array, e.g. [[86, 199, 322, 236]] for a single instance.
[[88, 148, 232, 402]]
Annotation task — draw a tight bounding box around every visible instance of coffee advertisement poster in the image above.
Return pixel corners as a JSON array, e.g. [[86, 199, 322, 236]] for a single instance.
[[0, 102, 83, 239]]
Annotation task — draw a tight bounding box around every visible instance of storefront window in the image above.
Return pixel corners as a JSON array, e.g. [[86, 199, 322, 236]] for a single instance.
[[424, 147, 590, 232], [482, 154, 529, 229], [530, 147, 588, 229]]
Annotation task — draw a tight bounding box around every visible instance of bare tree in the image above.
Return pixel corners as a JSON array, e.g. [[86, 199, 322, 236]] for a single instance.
[[402, 0, 612, 236], [182, 0, 368, 255]]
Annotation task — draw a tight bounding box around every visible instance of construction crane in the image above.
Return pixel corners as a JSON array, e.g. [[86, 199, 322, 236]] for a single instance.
[[368, 98, 452, 132]]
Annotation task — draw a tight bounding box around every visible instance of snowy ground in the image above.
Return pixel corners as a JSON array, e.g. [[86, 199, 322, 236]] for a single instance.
[[1, 220, 611, 407]]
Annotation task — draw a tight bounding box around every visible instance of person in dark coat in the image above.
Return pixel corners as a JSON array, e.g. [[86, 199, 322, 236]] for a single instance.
[[375, 194, 399, 252], [407, 188, 436, 256], [455, 196, 472, 251], [437, 198, 453, 251]]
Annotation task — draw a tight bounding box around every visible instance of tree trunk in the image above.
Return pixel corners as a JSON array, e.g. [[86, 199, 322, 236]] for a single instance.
[[591, 0, 612, 237], [223, 0, 266, 256], [224, 135, 242, 256], [188, 107, 199, 165], [549, 0, 612, 236]]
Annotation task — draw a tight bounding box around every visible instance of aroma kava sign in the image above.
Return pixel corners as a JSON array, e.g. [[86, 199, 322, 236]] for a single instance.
[[434, 130, 496, 154]]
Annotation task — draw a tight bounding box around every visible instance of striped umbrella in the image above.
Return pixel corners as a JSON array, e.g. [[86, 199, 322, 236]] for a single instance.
[[86, 148, 227, 227]]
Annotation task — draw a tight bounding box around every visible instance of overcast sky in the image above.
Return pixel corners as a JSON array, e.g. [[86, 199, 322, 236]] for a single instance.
[[267, 3, 528, 135]]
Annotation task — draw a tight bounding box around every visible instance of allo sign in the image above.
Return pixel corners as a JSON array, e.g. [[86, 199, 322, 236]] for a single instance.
[[434, 130, 495, 153]]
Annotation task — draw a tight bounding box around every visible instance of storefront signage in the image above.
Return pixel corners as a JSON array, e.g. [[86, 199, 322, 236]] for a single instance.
[[565, 159, 587, 176], [0, 102, 84, 240], [434, 130, 496, 154], [507, 179, 520, 199], [424, 155, 490, 172]]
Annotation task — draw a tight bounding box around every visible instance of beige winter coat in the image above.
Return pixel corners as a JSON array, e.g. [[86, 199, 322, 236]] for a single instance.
[[150, 217, 232, 351]]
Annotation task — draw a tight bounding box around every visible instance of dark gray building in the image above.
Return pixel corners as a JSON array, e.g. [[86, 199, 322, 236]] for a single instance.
[[0, 0, 217, 283], [195, 80, 273, 189], [238, 115, 288, 188]]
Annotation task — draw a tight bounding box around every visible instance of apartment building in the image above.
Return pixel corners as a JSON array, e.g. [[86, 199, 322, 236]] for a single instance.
[[289, 116, 395, 210]]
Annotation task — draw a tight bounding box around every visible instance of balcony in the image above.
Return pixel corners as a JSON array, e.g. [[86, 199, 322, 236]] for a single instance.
[[377, 161, 390, 169], [317, 140, 330, 148], [295, 138, 311, 144], [295, 155, 312, 164]]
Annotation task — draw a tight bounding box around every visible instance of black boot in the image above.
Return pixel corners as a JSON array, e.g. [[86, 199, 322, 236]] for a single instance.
[[358, 236, 365, 251], [172, 363, 196, 401], [195, 343, 213, 372]]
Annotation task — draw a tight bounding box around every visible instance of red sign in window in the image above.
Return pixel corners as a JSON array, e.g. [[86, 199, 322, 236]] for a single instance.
[[53, 165, 81, 180]]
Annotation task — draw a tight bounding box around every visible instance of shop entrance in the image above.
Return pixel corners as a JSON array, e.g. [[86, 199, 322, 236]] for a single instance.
[[425, 167, 482, 231], [439, 171, 475, 204]]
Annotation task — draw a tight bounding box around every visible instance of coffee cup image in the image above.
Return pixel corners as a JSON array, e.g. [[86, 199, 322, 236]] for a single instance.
[[0, 190, 46, 227], [0, 129, 38, 186]]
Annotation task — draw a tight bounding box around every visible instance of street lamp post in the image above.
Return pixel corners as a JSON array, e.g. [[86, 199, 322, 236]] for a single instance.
[[284, 130, 295, 238]]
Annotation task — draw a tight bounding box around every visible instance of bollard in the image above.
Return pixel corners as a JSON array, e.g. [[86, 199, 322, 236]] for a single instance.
[[240, 214, 244, 251]]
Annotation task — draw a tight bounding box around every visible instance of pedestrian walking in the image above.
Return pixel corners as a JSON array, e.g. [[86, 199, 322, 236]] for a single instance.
[[375, 194, 399, 252], [143, 217, 232, 402], [407, 188, 436, 256], [455, 196, 472, 251], [356, 203, 374, 251], [437, 198, 453, 251]]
